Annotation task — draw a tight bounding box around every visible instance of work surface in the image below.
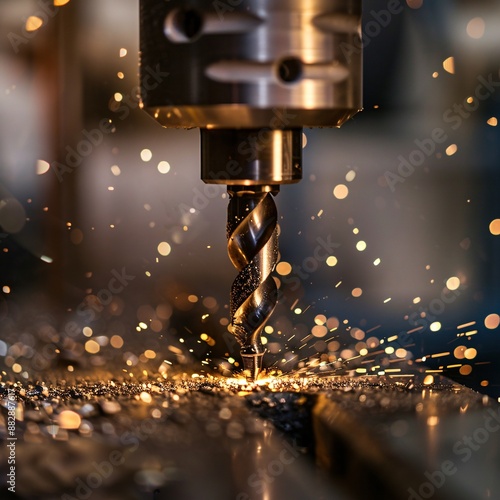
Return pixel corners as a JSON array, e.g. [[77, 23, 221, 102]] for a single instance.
[[1, 373, 499, 500]]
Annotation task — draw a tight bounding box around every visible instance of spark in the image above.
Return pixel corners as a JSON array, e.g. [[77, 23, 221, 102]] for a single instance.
[[333, 184, 349, 200], [457, 321, 476, 329], [356, 241, 367, 251], [158, 161, 171, 174], [25, 16, 43, 32], [443, 56, 455, 74]]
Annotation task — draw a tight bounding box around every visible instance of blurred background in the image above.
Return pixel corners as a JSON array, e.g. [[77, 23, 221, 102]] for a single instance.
[[0, 0, 499, 396]]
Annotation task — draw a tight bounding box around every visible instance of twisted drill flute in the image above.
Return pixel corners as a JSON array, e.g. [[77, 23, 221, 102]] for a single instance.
[[227, 186, 279, 380]]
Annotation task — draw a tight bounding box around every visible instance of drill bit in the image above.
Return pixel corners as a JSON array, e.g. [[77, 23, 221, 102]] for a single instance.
[[227, 186, 279, 380]]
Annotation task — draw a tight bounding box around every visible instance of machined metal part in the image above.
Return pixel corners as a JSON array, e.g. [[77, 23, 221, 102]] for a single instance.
[[140, 0, 363, 129], [201, 128, 303, 185]]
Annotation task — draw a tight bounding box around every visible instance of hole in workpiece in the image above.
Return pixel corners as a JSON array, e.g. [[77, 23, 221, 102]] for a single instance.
[[164, 8, 204, 43], [277, 57, 303, 84]]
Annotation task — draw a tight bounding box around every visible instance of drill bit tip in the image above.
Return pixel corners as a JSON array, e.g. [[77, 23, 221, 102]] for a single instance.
[[241, 353, 264, 382]]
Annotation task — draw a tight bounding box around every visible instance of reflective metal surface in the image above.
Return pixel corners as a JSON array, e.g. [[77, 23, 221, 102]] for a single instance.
[[227, 186, 279, 380], [201, 129, 302, 185], [140, 0, 362, 129], [0, 376, 346, 500], [310, 374, 500, 500], [4, 374, 499, 500]]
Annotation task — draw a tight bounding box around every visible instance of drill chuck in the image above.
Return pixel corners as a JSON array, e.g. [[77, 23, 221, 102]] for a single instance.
[[140, 0, 362, 129]]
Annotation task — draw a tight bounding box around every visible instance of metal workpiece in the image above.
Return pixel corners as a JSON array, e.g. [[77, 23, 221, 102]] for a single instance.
[[308, 375, 500, 500], [227, 186, 279, 381], [1, 377, 346, 500], [140, 0, 363, 129], [6, 375, 499, 500]]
